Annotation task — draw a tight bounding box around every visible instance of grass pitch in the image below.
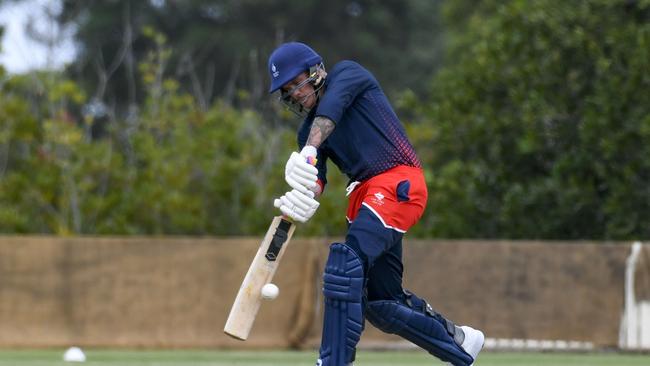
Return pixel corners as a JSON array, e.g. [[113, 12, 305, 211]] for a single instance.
[[0, 349, 648, 365]]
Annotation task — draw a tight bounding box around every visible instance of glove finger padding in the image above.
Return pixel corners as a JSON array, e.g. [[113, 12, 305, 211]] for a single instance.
[[279, 205, 307, 223], [274, 189, 320, 223], [279, 195, 307, 217], [286, 190, 318, 211], [291, 166, 319, 181], [286, 176, 318, 194], [285, 152, 318, 193], [286, 152, 319, 176], [273, 198, 283, 209]]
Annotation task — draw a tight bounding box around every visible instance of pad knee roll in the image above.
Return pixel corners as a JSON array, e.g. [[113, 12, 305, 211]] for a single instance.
[[318, 243, 364, 366]]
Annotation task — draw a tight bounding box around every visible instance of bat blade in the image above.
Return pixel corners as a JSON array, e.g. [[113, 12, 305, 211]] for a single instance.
[[223, 216, 296, 340]]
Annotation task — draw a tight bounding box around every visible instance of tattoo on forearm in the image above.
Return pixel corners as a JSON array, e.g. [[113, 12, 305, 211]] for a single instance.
[[307, 117, 335, 148]]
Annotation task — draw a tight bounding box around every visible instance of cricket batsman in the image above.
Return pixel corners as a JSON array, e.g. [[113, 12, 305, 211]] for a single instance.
[[268, 42, 484, 366]]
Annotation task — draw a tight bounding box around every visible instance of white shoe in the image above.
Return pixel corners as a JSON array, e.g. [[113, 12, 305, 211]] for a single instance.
[[446, 325, 484, 366]]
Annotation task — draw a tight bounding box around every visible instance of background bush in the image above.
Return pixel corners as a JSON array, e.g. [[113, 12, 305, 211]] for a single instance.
[[0, 0, 648, 239]]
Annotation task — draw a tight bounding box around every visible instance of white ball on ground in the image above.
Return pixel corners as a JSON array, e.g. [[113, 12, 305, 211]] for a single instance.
[[63, 346, 86, 362], [261, 283, 279, 300]]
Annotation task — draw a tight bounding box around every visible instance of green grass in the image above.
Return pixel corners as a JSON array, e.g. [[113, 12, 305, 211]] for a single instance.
[[0, 349, 647, 366]]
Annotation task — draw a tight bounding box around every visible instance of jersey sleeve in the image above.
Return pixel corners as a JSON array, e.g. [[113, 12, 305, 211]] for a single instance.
[[315, 61, 374, 125]]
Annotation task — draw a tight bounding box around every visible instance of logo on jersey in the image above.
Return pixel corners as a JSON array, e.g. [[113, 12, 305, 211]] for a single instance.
[[271, 63, 279, 78], [316, 359, 322, 366], [371, 192, 385, 206]]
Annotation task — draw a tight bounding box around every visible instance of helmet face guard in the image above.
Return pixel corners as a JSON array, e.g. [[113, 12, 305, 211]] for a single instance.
[[279, 63, 325, 116]]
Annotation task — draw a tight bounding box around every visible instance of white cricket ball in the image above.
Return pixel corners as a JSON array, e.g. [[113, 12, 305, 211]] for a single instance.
[[261, 283, 279, 300], [63, 346, 86, 362]]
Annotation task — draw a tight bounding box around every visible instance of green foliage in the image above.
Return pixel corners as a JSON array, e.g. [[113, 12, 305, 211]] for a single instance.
[[1, 1, 648, 239], [0, 71, 244, 234], [57, 0, 444, 114], [0, 71, 87, 234], [413, 0, 650, 239], [0, 34, 347, 236]]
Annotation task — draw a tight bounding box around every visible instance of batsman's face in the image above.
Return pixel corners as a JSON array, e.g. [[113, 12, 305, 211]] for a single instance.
[[281, 72, 317, 109]]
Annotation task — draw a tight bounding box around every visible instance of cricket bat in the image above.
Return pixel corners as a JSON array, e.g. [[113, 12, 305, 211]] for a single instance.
[[224, 216, 296, 340]]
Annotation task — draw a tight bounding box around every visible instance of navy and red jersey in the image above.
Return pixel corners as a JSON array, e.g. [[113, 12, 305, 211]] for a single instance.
[[297, 60, 421, 188]]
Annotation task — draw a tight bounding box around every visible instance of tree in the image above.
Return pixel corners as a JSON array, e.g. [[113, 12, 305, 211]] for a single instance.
[[56, 0, 444, 117], [411, 0, 650, 239], [0, 33, 349, 236]]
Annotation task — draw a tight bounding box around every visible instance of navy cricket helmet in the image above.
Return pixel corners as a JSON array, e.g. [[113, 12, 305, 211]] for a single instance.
[[268, 42, 322, 93]]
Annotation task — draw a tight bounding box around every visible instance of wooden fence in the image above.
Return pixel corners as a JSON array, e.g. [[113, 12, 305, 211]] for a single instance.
[[0, 236, 647, 348]]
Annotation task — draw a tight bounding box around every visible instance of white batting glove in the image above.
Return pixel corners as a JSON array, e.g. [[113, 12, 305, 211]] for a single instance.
[[285, 146, 318, 195], [274, 189, 320, 223]]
